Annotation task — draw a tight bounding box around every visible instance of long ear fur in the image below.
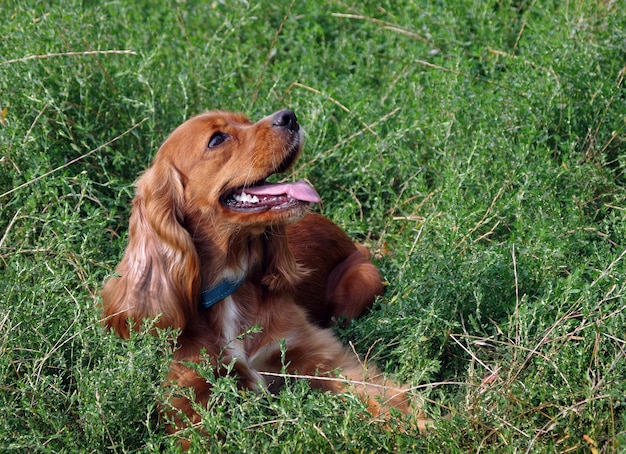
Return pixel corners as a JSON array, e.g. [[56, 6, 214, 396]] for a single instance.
[[101, 163, 200, 338], [261, 225, 305, 291]]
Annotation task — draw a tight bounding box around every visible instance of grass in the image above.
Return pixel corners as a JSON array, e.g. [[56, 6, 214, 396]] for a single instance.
[[1, 0, 625, 452]]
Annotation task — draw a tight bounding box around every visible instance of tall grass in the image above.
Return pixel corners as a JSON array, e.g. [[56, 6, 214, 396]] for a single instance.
[[1, 1, 625, 452]]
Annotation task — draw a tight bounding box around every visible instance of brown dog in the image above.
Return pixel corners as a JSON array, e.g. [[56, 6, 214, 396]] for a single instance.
[[101, 110, 425, 445]]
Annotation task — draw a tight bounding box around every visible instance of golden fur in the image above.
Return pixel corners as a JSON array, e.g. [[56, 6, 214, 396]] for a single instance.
[[101, 110, 427, 446]]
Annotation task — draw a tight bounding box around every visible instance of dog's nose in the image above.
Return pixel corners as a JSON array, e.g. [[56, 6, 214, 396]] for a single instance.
[[272, 109, 299, 132]]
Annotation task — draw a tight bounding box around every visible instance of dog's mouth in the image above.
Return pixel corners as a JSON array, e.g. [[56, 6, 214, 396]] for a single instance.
[[222, 179, 321, 213], [221, 116, 321, 213]]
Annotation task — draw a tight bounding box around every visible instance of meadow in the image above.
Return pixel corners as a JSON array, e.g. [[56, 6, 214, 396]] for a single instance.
[[1, 0, 625, 452]]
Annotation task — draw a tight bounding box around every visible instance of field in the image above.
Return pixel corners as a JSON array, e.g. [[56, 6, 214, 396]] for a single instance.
[[1, 0, 625, 452]]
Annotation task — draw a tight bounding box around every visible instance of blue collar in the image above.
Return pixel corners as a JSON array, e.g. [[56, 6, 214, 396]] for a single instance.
[[200, 277, 245, 309]]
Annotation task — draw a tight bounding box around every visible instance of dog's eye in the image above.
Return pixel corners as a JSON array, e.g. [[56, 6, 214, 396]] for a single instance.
[[207, 132, 229, 149]]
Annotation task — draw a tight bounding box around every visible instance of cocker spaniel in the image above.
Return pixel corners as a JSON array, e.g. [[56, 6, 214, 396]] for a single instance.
[[102, 109, 427, 445]]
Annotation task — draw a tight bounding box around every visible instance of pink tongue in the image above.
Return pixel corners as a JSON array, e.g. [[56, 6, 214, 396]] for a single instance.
[[244, 179, 321, 203]]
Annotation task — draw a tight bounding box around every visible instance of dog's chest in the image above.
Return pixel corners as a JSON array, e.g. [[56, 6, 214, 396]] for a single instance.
[[219, 296, 277, 386], [221, 295, 244, 345]]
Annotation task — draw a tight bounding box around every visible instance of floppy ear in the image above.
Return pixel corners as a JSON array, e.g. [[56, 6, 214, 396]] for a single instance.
[[101, 162, 200, 338]]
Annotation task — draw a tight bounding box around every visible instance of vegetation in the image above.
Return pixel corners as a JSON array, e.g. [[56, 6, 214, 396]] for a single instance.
[[1, 0, 625, 452]]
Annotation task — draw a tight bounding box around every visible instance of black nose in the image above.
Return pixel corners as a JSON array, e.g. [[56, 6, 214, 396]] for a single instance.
[[272, 109, 299, 132]]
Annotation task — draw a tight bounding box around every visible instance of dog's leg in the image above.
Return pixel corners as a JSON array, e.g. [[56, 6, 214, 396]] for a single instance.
[[327, 244, 383, 323], [262, 316, 429, 430], [161, 354, 264, 449], [318, 348, 432, 432]]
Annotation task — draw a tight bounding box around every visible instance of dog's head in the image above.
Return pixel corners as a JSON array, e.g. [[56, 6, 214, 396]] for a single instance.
[[153, 109, 319, 230], [102, 110, 318, 337]]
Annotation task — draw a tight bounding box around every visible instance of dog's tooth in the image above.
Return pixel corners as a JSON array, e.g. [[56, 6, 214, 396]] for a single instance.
[[232, 191, 260, 204]]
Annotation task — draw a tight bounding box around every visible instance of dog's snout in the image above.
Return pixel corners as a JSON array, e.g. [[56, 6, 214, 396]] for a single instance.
[[272, 109, 299, 132]]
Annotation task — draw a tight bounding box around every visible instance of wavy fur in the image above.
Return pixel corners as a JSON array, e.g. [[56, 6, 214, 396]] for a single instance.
[[101, 110, 428, 448]]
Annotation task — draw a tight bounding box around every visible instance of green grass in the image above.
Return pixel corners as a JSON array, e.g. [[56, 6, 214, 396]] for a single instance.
[[1, 0, 625, 452]]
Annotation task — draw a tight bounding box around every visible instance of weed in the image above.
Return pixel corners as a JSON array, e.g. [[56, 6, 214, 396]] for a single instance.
[[1, 1, 625, 452]]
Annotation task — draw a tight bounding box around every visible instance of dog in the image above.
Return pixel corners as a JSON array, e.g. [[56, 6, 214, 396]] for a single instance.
[[101, 109, 427, 445]]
